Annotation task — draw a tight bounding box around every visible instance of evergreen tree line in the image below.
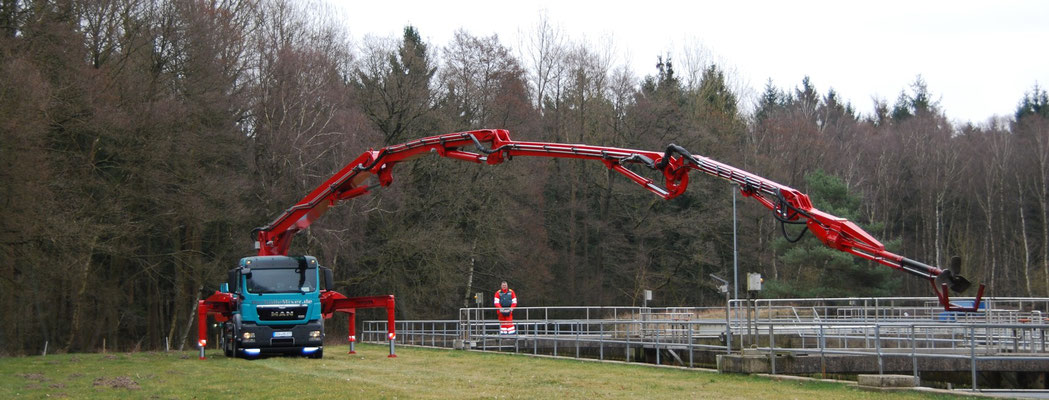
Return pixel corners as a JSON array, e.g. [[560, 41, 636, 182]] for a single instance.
[[1, 0, 1047, 354]]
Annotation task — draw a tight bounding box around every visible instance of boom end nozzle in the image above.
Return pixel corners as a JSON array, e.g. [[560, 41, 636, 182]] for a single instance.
[[935, 256, 971, 293], [935, 269, 972, 293]]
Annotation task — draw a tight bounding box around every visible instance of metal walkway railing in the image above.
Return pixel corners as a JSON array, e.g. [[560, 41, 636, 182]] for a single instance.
[[359, 298, 1049, 394]]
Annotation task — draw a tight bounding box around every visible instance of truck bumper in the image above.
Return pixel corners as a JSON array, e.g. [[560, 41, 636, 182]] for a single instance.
[[236, 320, 324, 355]]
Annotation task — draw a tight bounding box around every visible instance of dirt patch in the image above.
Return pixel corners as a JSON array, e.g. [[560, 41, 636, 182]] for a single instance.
[[69, 356, 81, 362], [16, 372, 48, 381], [69, 373, 84, 378], [49, 383, 67, 389], [103, 355, 119, 360], [93, 376, 140, 390]]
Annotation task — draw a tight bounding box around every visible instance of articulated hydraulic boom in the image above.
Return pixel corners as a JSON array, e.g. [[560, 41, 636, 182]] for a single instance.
[[199, 128, 984, 358], [245, 129, 983, 313]]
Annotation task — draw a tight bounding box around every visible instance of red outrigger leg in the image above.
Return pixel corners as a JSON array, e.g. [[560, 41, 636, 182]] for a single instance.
[[321, 293, 397, 357], [197, 292, 234, 360], [197, 300, 207, 360], [347, 310, 357, 354]]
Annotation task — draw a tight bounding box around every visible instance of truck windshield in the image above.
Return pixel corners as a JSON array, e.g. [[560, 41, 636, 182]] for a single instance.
[[246, 268, 317, 294]]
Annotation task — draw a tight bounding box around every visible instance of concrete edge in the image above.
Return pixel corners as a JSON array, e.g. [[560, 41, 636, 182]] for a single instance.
[[755, 373, 853, 385], [756, 373, 1003, 398]]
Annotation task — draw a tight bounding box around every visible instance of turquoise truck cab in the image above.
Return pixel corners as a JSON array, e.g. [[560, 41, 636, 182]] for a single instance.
[[219, 255, 334, 358]]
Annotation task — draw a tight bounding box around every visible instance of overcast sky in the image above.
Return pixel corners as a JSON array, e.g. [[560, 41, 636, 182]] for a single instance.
[[335, 0, 1049, 125]]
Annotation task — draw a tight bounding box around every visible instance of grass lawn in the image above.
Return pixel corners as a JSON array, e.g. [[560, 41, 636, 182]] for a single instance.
[[1, 344, 975, 399]]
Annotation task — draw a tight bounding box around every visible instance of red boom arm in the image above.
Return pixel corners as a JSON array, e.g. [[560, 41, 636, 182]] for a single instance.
[[253, 129, 983, 312]]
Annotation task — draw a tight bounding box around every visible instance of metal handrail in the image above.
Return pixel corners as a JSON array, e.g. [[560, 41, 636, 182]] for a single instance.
[[357, 300, 1049, 392]]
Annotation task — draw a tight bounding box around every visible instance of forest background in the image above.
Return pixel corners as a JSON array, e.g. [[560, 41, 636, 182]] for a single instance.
[[1, 0, 1048, 354]]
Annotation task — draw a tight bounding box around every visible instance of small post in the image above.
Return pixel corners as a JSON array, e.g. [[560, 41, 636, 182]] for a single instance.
[[769, 323, 776, 375], [199, 343, 205, 360], [744, 297, 749, 347], [42, 341, 48, 357], [165, 336, 170, 352], [626, 324, 631, 362], [655, 321, 661, 365], [534, 323, 538, 354], [688, 323, 694, 368], [103, 338, 106, 354], [876, 324, 883, 375], [388, 332, 397, 358], [599, 322, 604, 360], [725, 291, 732, 354], [970, 325, 977, 391], [575, 322, 580, 358], [819, 324, 826, 379], [553, 324, 558, 355], [911, 324, 919, 387]]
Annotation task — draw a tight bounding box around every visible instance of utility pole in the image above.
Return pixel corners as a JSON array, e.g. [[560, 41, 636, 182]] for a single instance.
[[733, 188, 739, 300]]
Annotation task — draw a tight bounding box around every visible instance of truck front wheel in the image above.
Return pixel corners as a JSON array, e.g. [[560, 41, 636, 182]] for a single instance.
[[222, 322, 235, 357]]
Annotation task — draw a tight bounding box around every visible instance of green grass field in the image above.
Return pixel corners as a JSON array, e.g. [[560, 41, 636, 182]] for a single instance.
[[1, 344, 975, 399]]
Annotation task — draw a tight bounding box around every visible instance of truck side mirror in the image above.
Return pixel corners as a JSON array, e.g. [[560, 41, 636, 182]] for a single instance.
[[219, 283, 230, 293], [227, 269, 238, 292], [321, 267, 333, 291]]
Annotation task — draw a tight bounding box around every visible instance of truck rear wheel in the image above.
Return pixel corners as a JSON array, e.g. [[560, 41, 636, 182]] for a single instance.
[[307, 348, 323, 359]]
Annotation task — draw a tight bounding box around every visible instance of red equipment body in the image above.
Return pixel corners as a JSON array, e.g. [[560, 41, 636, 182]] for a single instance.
[[202, 128, 983, 356]]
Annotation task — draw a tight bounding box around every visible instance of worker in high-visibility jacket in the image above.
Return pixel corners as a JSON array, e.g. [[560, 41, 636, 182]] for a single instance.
[[494, 281, 517, 335]]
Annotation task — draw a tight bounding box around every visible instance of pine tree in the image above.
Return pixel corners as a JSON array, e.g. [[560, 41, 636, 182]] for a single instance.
[[1015, 83, 1049, 120], [755, 78, 783, 123], [354, 25, 437, 144], [766, 170, 902, 298], [794, 76, 819, 120], [693, 64, 744, 144], [891, 75, 939, 122]]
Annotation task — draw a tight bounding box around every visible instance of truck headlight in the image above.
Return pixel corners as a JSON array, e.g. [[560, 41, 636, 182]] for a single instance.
[[309, 330, 322, 339], [242, 332, 255, 340]]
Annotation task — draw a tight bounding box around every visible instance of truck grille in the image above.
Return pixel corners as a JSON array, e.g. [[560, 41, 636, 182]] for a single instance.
[[256, 305, 308, 321]]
